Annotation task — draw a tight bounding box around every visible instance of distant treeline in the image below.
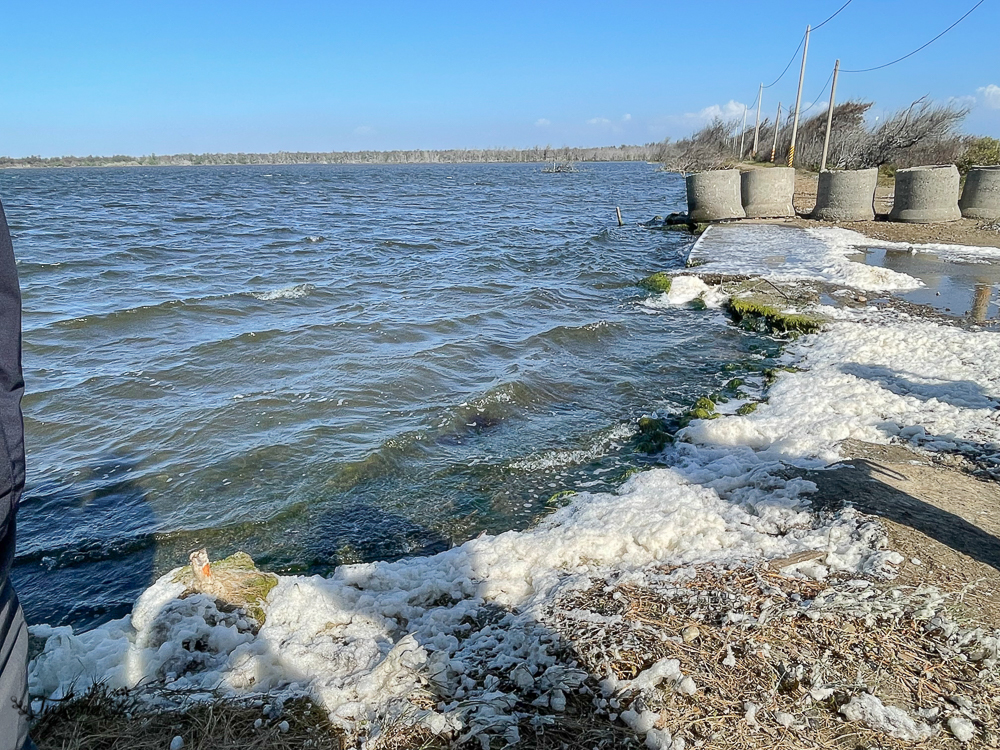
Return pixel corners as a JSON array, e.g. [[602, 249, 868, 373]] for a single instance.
[[1, 144, 659, 169]]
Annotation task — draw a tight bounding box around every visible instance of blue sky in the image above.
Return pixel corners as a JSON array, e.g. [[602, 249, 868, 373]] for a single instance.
[[2, 0, 997, 157]]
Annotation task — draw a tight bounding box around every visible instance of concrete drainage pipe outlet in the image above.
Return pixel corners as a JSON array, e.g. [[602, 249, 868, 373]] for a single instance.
[[889, 164, 962, 224], [686, 169, 745, 222], [811, 168, 878, 222], [959, 166, 1000, 220], [740, 168, 795, 219]]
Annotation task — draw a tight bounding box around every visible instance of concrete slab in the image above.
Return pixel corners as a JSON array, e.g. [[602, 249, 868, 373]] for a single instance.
[[687, 223, 834, 278]]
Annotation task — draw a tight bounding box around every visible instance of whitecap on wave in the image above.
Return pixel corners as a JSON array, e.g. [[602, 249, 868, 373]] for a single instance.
[[249, 283, 315, 301]]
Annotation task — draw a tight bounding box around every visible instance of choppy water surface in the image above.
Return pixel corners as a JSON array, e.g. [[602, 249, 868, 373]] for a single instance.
[[1, 163, 776, 628]]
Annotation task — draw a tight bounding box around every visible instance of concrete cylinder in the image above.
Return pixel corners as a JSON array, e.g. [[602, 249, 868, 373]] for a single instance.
[[686, 170, 745, 221], [740, 167, 795, 218], [889, 165, 961, 223], [811, 168, 877, 221], [959, 166, 1000, 220]]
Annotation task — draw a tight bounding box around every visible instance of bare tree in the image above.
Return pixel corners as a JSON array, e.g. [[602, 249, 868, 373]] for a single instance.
[[858, 97, 969, 168], [657, 118, 742, 172], [658, 97, 971, 173]]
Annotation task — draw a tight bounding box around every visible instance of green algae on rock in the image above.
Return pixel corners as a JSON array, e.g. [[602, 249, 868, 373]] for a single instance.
[[546, 490, 577, 507], [687, 408, 720, 421], [764, 365, 801, 385], [693, 396, 715, 411], [634, 415, 675, 454], [642, 212, 708, 236], [173, 550, 278, 624], [679, 396, 722, 426], [638, 272, 673, 294], [726, 298, 823, 335]]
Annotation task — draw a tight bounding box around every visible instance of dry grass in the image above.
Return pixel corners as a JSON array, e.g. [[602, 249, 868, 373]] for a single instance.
[[32, 686, 343, 750], [30, 683, 646, 750], [30, 686, 646, 750], [548, 565, 999, 749], [33, 564, 999, 750], [511, 693, 644, 750]]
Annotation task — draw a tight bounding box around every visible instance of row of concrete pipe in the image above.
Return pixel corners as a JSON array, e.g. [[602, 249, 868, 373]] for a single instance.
[[685, 165, 1000, 223]]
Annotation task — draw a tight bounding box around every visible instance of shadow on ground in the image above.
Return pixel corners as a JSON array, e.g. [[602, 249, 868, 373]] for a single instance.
[[807, 456, 1000, 573]]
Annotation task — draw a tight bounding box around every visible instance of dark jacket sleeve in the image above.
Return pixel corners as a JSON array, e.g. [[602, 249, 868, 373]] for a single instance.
[[0, 199, 25, 578]]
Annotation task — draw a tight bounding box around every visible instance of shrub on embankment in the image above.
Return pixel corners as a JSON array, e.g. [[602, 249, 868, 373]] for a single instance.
[[657, 97, 993, 174], [958, 136, 1000, 172]]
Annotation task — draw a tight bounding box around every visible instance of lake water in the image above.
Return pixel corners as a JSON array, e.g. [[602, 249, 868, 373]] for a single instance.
[[1, 163, 778, 629]]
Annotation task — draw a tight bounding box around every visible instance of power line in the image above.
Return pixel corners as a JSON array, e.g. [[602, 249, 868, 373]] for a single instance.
[[761, 0, 855, 89], [763, 33, 805, 89], [812, 0, 854, 30], [842, 0, 986, 73], [798, 69, 836, 117]]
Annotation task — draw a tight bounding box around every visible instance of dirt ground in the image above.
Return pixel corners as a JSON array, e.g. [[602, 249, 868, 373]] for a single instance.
[[735, 165, 1000, 248], [788, 169, 1000, 248], [803, 439, 1000, 628]]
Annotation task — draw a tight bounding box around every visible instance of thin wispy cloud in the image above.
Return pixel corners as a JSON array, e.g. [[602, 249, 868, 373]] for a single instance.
[[694, 100, 748, 121], [646, 100, 750, 139], [353, 125, 374, 135], [586, 114, 633, 133], [535, 118, 551, 127], [978, 84, 1000, 109]]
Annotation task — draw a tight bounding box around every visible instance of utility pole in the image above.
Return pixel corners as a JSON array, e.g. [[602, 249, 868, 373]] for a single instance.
[[751, 82, 763, 158], [739, 104, 748, 160], [787, 25, 811, 167], [820, 59, 841, 172], [770, 102, 782, 163]]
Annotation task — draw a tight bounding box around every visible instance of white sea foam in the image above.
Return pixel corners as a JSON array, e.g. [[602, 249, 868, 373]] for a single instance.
[[508, 422, 635, 471], [250, 283, 315, 301], [29, 461, 892, 727], [839, 693, 932, 741], [683, 309, 1000, 465], [688, 225, 923, 291], [808, 225, 1000, 265], [641, 275, 728, 309]]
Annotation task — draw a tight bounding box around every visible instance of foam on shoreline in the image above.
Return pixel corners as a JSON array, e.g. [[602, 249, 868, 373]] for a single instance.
[[28, 226, 1000, 743], [686, 224, 928, 291]]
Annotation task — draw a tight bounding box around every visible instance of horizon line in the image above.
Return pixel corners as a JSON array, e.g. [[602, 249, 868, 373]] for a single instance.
[[1, 143, 660, 164]]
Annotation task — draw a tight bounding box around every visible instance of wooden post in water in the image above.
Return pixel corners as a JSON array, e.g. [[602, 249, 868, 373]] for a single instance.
[[820, 59, 841, 172], [616, 206, 624, 227], [770, 102, 782, 163], [752, 83, 763, 158], [972, 283, 991, 322]]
